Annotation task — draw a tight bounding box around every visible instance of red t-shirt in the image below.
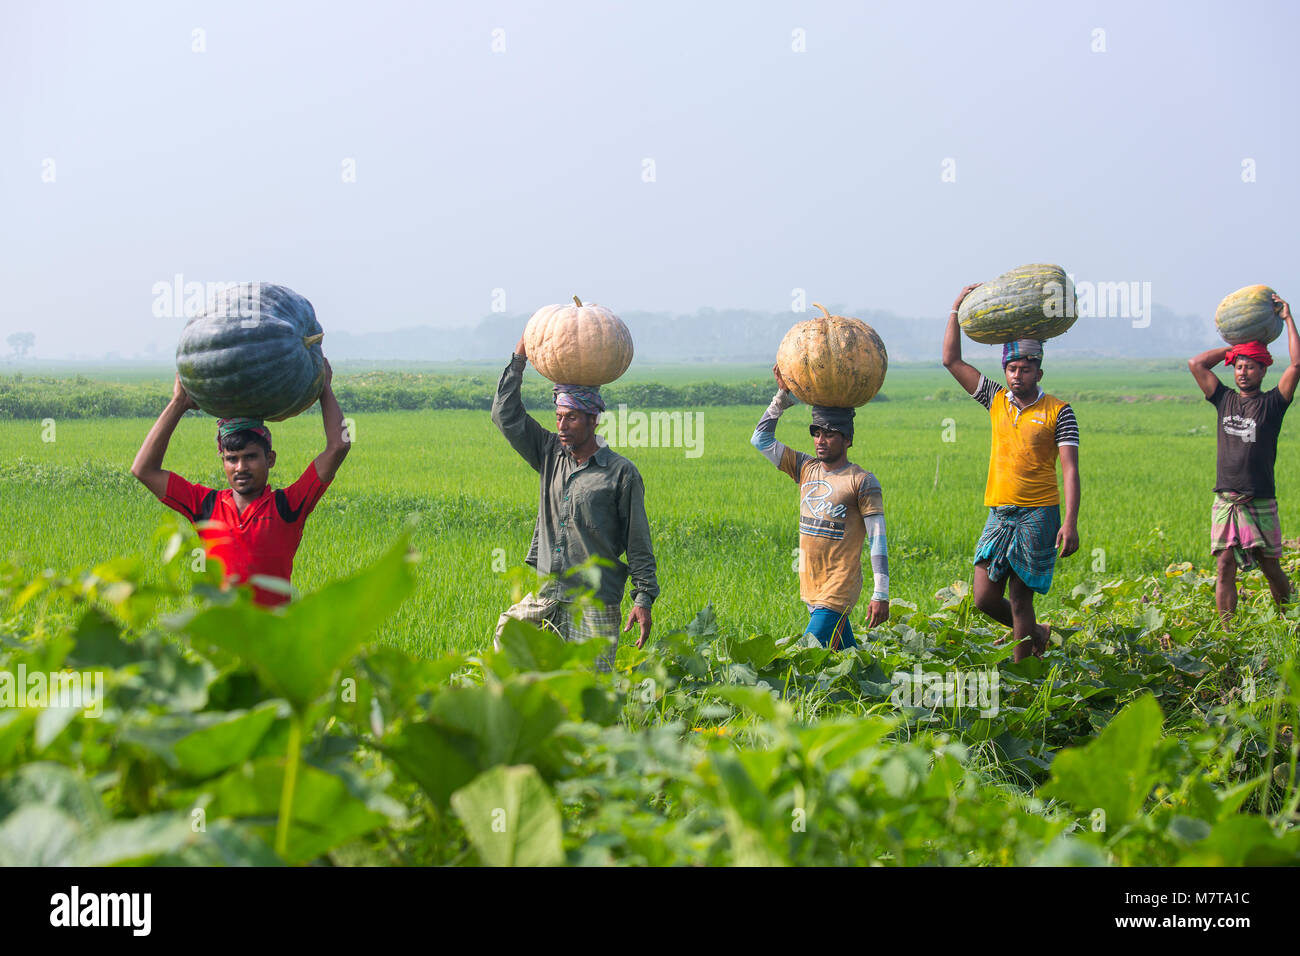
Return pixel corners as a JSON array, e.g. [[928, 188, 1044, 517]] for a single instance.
[[159, 463, 330, 606]]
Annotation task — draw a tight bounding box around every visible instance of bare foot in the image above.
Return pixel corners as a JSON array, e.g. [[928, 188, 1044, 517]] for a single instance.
[[1031, 622, 1051, 657], [1011, 623, 1050, 662]]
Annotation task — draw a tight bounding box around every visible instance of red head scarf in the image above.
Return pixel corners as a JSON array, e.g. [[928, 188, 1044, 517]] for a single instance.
[[1224, 341, 1273, 368]]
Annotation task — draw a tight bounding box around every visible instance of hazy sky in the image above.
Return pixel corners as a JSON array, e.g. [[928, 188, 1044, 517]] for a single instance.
[[3, 0, 1296, 357]]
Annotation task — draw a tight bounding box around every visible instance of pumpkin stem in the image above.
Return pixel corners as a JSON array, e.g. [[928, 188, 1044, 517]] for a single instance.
[[573, 296, 583, 307], [303, 333, 324, 348], [812, 303, 831, 320]]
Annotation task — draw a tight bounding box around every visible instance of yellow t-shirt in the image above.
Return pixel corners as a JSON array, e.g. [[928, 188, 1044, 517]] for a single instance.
[[973, 376, 1079, 507], [779, 448, 884, 613]]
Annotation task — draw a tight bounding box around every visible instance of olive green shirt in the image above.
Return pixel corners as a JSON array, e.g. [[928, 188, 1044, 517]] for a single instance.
[[491, 354, 659, 610]]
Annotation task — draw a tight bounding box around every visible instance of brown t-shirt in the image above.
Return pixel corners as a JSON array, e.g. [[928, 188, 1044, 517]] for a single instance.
[[778, 448, 884, 614]]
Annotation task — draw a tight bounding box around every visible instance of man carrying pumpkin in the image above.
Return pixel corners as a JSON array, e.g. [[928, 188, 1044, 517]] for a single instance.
[[491, 335, 658, 670], [750, 367, 889, 650], [943, 285, 1081, 662], [130, 360, 350, 607], [1188, 293, 1299, 624]]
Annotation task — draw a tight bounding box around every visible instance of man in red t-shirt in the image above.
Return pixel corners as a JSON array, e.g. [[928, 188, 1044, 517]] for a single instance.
[[131, 362, 350, 606]]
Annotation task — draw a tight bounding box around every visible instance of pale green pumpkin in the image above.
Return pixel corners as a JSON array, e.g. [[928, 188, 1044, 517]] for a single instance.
[[1215, 285, 1281, 345], [958, 264, 1077, 345]]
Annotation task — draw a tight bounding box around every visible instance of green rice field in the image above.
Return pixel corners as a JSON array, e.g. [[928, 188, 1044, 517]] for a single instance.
[[1, 362, 1291, 657], [3, 361, 1299, 868]]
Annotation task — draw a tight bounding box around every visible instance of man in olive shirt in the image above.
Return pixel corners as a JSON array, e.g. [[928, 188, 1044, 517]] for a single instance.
[[491, 334, 658, 668], [1189, 293, 1299, 623]]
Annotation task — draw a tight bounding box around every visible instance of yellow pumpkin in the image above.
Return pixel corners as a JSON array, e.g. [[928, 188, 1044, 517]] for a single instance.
[[775, 303, 888, 407], [523, 296, 634, 386]]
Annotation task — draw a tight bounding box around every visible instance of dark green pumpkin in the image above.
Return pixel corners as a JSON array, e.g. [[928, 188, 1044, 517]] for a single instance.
[[176, 283, 325, 421], [1215, 285, 1281, 346], [958, 264, 1077, 345]]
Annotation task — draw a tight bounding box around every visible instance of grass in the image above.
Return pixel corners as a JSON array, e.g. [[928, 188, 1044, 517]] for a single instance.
[[0, 362, 1293, 659]]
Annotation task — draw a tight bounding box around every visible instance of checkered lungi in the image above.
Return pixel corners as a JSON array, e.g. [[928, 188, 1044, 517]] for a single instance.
[[973, 504, 1061, 595], [494, 592, 621, 672], [1211, 492, 1283, 570]]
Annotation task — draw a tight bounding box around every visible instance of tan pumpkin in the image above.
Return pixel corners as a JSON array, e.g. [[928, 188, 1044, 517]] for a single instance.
[[523, 296, 634, 386], [1215, 284, 1281, 345], [775, 303, 888, 407]]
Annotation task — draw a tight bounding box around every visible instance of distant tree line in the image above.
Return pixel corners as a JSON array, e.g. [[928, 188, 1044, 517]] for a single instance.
[[0, 372, 781, 419]]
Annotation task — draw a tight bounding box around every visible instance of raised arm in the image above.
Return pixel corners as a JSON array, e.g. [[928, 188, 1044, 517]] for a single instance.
[[490, 336, 554, 472], [942, 284, 983, 395], [1275, 295, 1300, 403], [1188, 344, 1230, 400], [312, 360, 350, 484], [131, 374, 197, 498], [750, 365, 803, 477]]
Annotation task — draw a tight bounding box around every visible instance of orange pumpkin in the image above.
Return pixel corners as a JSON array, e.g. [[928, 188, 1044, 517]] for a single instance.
[[775, 304, 888, 407]]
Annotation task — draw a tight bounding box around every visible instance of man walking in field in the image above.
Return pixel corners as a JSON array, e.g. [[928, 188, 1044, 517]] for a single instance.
[[1188, 293, 1298, 624], [491, 335, 658, 670], [130, 362, 350, 607], [750, 367, 889, 650], [943, 285, 1081, 662]]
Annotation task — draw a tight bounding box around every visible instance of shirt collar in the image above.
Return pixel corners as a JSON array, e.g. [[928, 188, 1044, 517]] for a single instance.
[[566, 444, 612, 468], [1006, 386, 1045, 411], [223, 484, 274, 501], [223, 483, 273, 518]]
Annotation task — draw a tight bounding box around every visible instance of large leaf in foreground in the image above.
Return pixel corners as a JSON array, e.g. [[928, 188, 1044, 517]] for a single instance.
[[497, 617, 607, 672], [1176, 814, 1300, 865], [450, 765, 563, 867], [0, 805, 250, 866], [205, 758, 391, 864], [430, 681, 566, 768], [385, 719, 481, 811], [1042, 694, 1164, 831], [179, 538, 415, 712], [0, 762, 109, 830], [173, 702, 281, 779], [0, 805, 82, 865], [0, 763, 253, 865], [728, 632, 782, 670]]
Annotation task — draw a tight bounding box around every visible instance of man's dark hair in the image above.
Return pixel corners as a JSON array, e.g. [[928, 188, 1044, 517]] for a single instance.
[[219, 430, 271, 456]]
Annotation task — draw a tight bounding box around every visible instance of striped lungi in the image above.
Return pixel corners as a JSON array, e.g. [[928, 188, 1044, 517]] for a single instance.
[[494, 592, 621, 672], [1211, 492, 1282, 570], [973, 504, 1061, 595]]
